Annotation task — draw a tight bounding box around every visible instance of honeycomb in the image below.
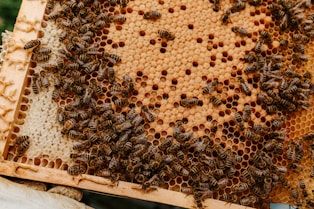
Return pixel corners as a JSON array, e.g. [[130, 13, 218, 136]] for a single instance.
[[1, 0, 314, 208], [0, 31, 13, 69]]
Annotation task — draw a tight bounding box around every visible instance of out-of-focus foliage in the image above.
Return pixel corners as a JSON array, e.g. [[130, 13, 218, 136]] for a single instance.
[[0, 0, 22, 44]]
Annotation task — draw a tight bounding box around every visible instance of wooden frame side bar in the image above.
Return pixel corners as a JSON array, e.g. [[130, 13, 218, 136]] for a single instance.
[[0, 160, 253, 209]]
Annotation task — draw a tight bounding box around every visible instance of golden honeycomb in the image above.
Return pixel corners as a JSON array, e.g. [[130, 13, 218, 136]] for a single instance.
[[1, 0, 314, 208]]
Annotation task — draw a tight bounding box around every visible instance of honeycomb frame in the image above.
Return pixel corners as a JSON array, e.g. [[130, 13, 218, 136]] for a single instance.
[[0, 1, 253, 208], [0, 1, 313, 207]]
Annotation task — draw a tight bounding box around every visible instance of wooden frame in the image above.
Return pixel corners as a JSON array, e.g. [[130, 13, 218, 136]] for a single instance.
[[0, 1, 254, 209]]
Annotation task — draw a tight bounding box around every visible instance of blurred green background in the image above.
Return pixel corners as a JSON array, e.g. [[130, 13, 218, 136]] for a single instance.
[[0, 0, 22, 45]]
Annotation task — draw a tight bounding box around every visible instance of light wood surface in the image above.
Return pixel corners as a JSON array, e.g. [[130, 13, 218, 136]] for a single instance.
[[0, 0, 47, 157]]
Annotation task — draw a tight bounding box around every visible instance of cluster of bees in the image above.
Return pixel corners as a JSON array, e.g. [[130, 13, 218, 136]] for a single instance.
[[16, 0, 314, 208], [13, 135, 30, 157]]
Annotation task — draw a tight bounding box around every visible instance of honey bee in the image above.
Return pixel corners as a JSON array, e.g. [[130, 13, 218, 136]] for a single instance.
[[221, 9, 231, 24], [93, 19, 106, 30], [265, 103, 277, 114], [265, 139, 278, 151], [109, 54, 121, 63], [263, 177, 273, 194], [128, 113, 143, 126], [56, 59, 65, 70], [311, 166, 314, 178], [234, 112, 242, 123], [177, 131, 193, 142], [238, 77, 251, 95], [113, 98, 129, 108], [244, 63, 258, 73], [72, 17, 82, 28], [73, 153, 95, 162], [95, 168, 111, 178], [298, 179, 306, 190], [113, 15, 126, 23], [180, 98, 198, 107], [231, 26, 248, 36], [167, 141, 181, 154], [100, 143, 114, 156], [242, 104, 251, 122], [295, 143, 304, 163], [239, 195, 259, 206], [120, 0, 129, 7], [82, 87, 93, 104], [292, 33, 302, 42], [273, 166, 288, 173], [34, 53, 50, 62], [230, 1, 245, 13], [242, 170, 255, 186], [243, 51, 257, 63], [210, 96, 221, 106], [249, 165, 266, 178], [134, 173, 146, 183], [289, 163, 303, 172], [58, 48, 74, 60], [72, 140, 91, 151], [159, 136, 173, 151], [303, 71, 312, 79], [203, 80, 218, 94], [231, 182, 249, 193], [220, 194, 236, 203], [210, 120, 218, 132], [274, 141, 283, 156], [181, 186, 194, 194], [272, 116, 285, 129], [68, 130, 79, 139], [67, 164, 87, 176], [272, 55, 283, 63], [172, 162, 183, 174], [15, 135, 29, 145], [254, 40, 263, 53], [39, 71, 49, 88], [97, 67, 107, 81], [143, 11, 161, 20], [257, 92, 273, 104], [16, 138, 30, 156], [115, 120, 133, 133], [24, 39, 41, 50], [248, 0, 261, 6], [62, 118, 77, 134], [307, 199, 314, 207], [279, 38, 289, 47], [212, 0, 220, 12], [260, 31, 272, 44], [141, 105, 156, 122], [294, 44, 305, 54], [189, 163, 200, 176], [158, 30, 175, 40], [34, 46, 52, 55], [83, 61, 98, 74], [46, 0, 56, 10], [108, 156, 118, 170], [216, 178, 228, 189], [291, 188, 299, 199], [244, 129, 258, 141], [91, 82, 102, 96], [294, 53, 309, 63], [32, 73, 40, 94]]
